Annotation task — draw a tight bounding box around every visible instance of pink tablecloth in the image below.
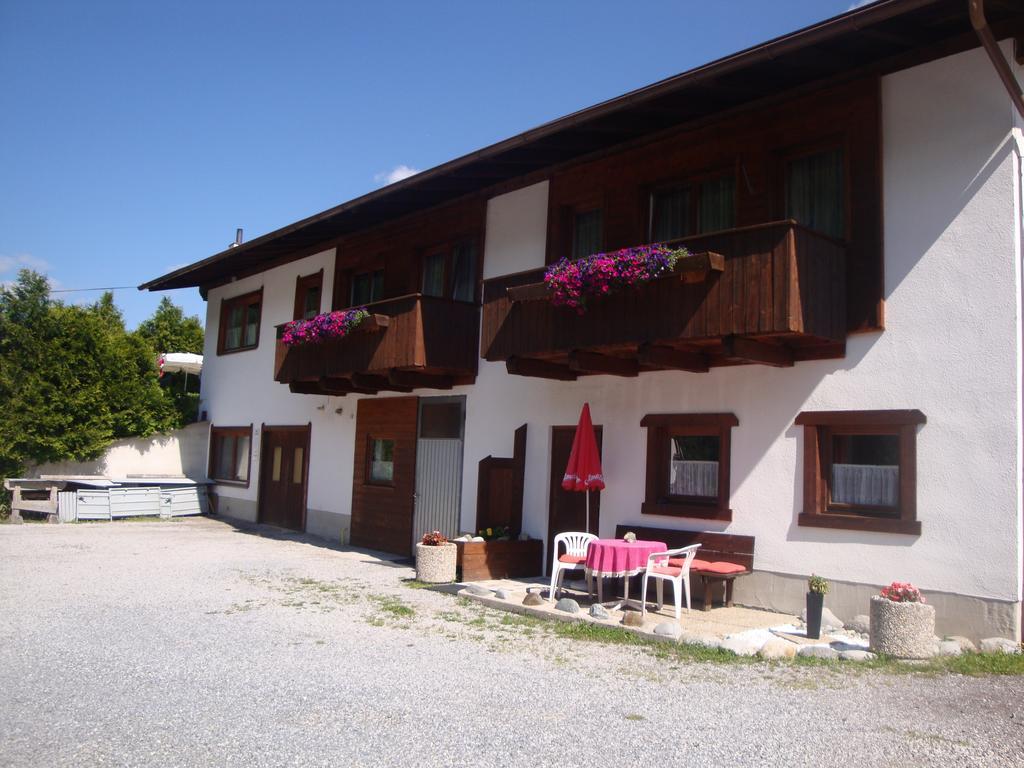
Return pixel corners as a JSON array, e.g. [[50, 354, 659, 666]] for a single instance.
[[585, 539, 667, 577]]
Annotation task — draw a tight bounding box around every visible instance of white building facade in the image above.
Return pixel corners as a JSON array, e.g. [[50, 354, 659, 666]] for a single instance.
[[146, 5, 1024, 641]]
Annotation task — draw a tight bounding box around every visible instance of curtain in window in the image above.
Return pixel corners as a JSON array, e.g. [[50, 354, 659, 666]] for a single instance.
[[652, 187, 689, 242], [422, 253, 446, 297], [302, 286, 320, 319], [243, 304, 259, 347], [351, 271, 383, 306], [225, 306, 243, 350], [235, 436, 250, 481], [698, 176, 735, 233], [787, 148, 844, 239], [451, 242, 477, 302], [217, 436, 235, 480], [572, 210, 603, 258], [831, 464, 898, 507], [670, 460, 719, 497]]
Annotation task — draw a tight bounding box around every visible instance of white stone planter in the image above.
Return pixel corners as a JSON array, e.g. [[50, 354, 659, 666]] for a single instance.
[[869, 595, 936, 659], [415, 542, 457, 583]]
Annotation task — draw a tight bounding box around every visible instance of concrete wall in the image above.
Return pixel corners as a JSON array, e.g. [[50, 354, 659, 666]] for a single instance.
[[199, 44, 1023, 637], [30, 421, 211, 479]]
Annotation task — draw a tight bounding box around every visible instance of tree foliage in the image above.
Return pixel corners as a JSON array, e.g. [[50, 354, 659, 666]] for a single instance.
[[0, 271, 185, 479], [134, 296, 205, 425]]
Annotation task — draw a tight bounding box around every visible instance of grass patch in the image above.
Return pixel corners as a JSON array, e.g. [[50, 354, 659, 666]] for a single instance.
[[624, 714, 646, 721], [401, 578, 446, 590], [371, 594, 415, 619]]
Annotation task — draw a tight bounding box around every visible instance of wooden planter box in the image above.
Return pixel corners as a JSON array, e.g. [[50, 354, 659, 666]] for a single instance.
[[455, 539, 544, 581]]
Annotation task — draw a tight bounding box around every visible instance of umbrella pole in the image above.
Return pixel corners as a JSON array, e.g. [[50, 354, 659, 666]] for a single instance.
[[585, 491, 590, 534]]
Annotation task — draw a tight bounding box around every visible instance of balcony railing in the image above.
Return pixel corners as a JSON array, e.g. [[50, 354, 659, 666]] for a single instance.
[[481, 220, 846, 379], [275, 294, 480, 395]]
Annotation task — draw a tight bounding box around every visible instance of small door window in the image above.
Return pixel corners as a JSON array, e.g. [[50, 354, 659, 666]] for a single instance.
[[368, 438, 395, 484], [271, 446, 282, 482], [292, 447, 304, 484]]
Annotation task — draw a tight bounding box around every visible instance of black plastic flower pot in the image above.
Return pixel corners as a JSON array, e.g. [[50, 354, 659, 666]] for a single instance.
[[806, 591, 824, 639]]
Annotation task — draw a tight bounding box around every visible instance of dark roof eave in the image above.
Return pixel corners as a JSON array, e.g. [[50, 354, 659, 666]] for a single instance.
[[140, 0, 1020, 292]]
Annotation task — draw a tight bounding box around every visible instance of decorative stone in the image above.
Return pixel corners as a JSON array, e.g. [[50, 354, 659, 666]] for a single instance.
[[522, 593, 545, 607], [555, 598, 580, 614], [720, 635, 762, 657], [653, 622, 682, 639], [944, 635, 977, 653], [839, 649, 876, 662], [415, 542, 457, 583], [679, 631, 720, 648], [801, 606, 843, 631], [798, 645, 839, 660], [980, 637, 1021, 654], [869, 596, 936, 659], [845, 615, 871, 635], [588, 604, 610, 620], [758, 638, 797, 660], [622, 612, 645, 628], [937, 640, 962, 657], [464, 584, 492, 597], [494, 589, 509, 600]]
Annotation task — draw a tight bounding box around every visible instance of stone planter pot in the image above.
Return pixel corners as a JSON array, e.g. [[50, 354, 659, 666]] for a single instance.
[[415, 542, 457, 583], [869, 595, 936, 659]]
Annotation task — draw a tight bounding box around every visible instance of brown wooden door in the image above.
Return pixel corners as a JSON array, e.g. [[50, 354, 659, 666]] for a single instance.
[[258, 425, 310, 531], [547, 424, 602, 574], [350, 397, 419, 557]]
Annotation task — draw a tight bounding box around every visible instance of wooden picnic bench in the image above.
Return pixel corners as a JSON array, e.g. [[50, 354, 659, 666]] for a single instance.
[[615, 525, 754, 610]]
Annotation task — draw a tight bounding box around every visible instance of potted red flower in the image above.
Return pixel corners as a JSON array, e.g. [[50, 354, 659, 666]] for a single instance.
[[415, 531, 456, 583]]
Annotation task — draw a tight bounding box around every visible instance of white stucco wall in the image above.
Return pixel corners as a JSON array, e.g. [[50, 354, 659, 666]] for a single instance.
[[482, 181, 549, 279], [199, 45, 1022, 610]]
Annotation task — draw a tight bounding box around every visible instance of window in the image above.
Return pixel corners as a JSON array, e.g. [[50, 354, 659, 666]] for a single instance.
[[786, 147, 845, 239], [572, 209, 603, 258], [796, 410, 926, 535], [209, 426, 252, 485], [641, 413, 737, 520], [650, 175, 736, 242], [368, 438, 395, 484], [293, 271, 323, 320], [351, 270, 384, 306], [421, 239, 479, 302], [218, 289, 262, 354]]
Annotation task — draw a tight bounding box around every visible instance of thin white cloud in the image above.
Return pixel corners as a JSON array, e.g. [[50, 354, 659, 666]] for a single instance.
[[374, 164, 421, 186], [848, 0, 877, 9], [0, 253, 50, 274]]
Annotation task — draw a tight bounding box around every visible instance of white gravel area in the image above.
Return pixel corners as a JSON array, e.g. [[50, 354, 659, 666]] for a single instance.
[[1, 517, 1023, 767]]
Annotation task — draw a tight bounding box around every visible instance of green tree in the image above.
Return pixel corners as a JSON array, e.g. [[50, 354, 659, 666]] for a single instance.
[[133, 296, 205, 426], [0, 270, 177, 487]]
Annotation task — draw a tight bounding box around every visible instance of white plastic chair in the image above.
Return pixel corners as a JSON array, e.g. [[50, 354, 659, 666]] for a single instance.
[[549, 532, 597, 602], [640, 544, 702, 618]]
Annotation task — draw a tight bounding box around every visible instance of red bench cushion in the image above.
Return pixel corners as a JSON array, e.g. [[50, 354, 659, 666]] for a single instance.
[[558, 554, 586, 564], [668, 558, 713, 570], [696, 561, 747, 575]]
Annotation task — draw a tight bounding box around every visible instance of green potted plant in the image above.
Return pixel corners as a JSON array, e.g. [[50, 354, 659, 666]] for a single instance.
[[415, 530, 456, 583], [806, 574, 830, 639]]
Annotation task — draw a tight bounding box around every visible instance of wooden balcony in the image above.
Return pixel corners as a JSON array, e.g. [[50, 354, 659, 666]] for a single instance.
[[481, 220, 846, 379], [275, 294, 480, 395]]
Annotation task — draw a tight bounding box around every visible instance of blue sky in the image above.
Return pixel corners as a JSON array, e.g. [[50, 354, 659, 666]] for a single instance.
[[0, 0, 863, 328]]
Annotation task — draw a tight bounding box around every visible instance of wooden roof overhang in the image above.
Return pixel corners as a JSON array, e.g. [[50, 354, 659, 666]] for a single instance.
[[139, 0, 1024, 294]]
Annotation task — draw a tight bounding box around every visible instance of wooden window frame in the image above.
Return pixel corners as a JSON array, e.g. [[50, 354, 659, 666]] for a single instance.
[[418, 234, 483, 304], [208, 425, 253, 487], [640, 413, 738, 521], [217, 288, 263, 355], [293, 269, 324, 320], [646, 168, 738, 242], [365, 435, 396, 487], [796, 409, 926, 535]]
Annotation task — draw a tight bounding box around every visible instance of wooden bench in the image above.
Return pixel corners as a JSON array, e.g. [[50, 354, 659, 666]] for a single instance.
[[615, 525, 754, 610]]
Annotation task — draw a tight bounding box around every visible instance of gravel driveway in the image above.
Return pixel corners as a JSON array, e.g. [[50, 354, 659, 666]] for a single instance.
[[1, 517, 1022, 767]]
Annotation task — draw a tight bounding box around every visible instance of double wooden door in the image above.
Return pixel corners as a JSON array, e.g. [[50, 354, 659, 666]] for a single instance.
[[258, 425, 310, 531], [547, 424, 602, 574]]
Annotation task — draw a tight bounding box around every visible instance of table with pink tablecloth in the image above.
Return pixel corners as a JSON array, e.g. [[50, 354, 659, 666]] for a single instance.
[[585, 538, 667, 604]]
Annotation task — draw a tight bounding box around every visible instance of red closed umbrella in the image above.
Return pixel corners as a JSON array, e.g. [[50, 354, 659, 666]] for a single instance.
[[562, 403, 605, 533]]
